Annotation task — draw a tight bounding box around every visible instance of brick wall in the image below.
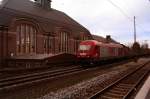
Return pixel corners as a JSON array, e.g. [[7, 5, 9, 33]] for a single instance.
[[0, 26, 9, 68], [37, 34, 44, 54]]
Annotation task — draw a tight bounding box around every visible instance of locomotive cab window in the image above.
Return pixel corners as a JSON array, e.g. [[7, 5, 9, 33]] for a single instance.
[[79, 45, 91, 50]]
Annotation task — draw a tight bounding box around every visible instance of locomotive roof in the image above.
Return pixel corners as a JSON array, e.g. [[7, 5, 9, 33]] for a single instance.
[[80, 40, 123, 48], [80, 40, 100, 45]]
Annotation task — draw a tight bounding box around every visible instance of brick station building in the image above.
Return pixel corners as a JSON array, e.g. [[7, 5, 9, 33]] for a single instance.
[[0, 0, 92, 67]]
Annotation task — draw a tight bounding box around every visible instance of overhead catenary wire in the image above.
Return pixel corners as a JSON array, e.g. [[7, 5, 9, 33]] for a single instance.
[[106, 0, 132, 21], [106, 0, 150, 35]]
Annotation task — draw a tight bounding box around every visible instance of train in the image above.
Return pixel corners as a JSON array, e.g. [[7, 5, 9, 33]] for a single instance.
[[76, 40, 130, 65]]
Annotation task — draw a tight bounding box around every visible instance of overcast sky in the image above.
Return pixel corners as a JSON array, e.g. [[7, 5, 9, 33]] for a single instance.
[[51, 0, 150, 46], [1, 0, 150, 46]]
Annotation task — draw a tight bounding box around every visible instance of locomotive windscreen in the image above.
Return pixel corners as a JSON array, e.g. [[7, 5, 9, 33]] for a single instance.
[[79, 45, 91, 50]]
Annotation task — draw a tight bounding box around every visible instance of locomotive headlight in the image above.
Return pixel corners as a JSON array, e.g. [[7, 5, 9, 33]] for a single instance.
[[80, 53, 86, 55], [87, 55, 89, 57], [95, 53, 98, 57]]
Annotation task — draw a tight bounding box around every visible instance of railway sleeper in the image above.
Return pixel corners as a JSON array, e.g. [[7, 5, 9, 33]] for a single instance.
[[103, 92, 125, 98], [100, 94, 122, 99], [118, 83, 133, 87], [108, 89, 127, 94], [116, 84, 133, 89], [113, 87, 130, 91]]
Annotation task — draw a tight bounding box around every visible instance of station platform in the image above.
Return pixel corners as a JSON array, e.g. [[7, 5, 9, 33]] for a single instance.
[[135, 75, 150, 99], [2, 53, 77, 69], [9, 53, 54, 60], [146, 89, 150, 99]]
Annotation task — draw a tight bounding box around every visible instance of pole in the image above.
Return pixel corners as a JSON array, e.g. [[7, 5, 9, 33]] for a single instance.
[[134, 16, 136, 43]]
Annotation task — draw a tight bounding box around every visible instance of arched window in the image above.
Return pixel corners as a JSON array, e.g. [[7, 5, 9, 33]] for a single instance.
[[16, 24, 37, 54], [59, 32, 69, 53]]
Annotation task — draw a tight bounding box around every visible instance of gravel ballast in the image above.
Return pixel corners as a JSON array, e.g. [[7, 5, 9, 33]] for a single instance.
[[38, 65, 129, 99], [38, 58, 150, 99]]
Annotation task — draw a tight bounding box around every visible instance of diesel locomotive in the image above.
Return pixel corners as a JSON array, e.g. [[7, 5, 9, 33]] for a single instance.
[[77, 40, 129, 64]]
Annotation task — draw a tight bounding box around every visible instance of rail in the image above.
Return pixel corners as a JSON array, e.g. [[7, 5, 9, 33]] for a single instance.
[[0, 65, 82, 91], [89, 61, 150, 99]]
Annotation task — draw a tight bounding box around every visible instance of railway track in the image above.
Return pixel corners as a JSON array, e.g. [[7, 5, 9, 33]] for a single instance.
[[0, 65, 83, 91], [89, 61, 150, 99], [0, 59, 127, 92]]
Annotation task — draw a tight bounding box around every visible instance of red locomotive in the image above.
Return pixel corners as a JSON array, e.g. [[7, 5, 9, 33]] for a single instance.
[[77, 40, 129, 64]]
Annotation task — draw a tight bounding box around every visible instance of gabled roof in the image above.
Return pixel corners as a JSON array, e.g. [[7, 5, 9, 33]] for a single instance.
[[92, 34, 119, 44], [92, 35, 106, 43], [0, 0, 90, 33]]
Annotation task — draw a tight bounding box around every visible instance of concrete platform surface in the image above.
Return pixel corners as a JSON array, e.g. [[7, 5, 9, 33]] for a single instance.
[[135, 76, 150, 99], [146, 89, 150, 99]]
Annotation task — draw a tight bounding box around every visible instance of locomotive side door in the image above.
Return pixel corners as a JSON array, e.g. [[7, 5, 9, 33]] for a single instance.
[[95, 45, 100, 58]]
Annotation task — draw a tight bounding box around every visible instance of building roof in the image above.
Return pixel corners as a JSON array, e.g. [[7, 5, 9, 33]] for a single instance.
[[0, 0, 90, 34], [92, 35, 106, 43], [92, 34, 119, 44]]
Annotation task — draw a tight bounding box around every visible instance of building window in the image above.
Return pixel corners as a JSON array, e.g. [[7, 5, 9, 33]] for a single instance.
[[44, 36, 53, 54], [16, 24, 37, 54], [59, 32, 69, 53]]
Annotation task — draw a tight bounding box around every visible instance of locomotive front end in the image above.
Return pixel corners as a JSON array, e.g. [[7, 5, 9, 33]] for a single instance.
[[77, 44, 92, 58], [77, 40, 99, 64]]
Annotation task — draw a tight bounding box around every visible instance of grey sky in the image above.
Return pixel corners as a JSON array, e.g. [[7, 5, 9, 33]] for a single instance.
[[1, 0, 150, 46], [51, 0, 150, 46]]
